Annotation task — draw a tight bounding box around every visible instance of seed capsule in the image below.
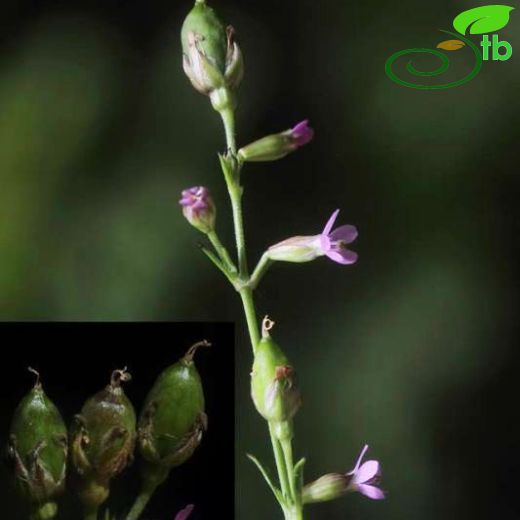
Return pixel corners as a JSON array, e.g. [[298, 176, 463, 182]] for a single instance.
[[7, 368, 67, 520], [181, 0, 243, 111], [137, 341, 209, 488], [251, 318, 302, 430], [70, 368, 136, 512]]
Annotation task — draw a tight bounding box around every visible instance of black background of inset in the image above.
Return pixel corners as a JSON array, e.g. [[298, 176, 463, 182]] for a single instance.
[[0, 322, 234, 520]]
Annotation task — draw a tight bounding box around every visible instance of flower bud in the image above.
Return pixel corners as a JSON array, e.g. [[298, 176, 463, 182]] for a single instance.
[[181, 1, 243, 103], [137, 341, 209, 491], [179, 186, 216, 234], [251, 318, 301, 428], [7, 369, 67, 520], [238, 120, 314, 162], [70, 368, 136, 511], [302, 473, 349, 504]]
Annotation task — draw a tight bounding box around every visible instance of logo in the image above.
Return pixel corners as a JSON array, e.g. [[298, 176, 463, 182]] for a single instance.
[[385, 5, 514, 89]]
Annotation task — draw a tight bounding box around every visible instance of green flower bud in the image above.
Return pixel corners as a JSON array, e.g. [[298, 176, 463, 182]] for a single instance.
[[7, 369, 67, 520], [137, 341, 209, 489], [302, 473, 349, 504], [251, 318, 302, 430], [70, 368, 136, 512], [181, 1, 243, 109], [238, 121, 314, 163]]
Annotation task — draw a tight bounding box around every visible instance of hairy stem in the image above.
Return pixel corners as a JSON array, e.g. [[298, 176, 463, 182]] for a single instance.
[[219, 108, 301, 519], [208, 231, 237, 274], [250, 252, 272, 289]]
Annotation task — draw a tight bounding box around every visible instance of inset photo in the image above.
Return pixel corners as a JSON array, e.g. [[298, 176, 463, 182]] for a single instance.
[[0, 323, 234, 520]]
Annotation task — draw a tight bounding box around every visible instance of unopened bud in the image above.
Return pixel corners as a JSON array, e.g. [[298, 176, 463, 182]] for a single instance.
[[179, 186, 216, 234], [238, 120, 313, 162]]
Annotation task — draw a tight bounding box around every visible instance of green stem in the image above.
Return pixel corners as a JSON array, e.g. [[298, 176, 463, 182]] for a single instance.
[[125, 489, 155, 520], [250, 252, 272, 290], [285, 506, 304, 520], [126, 464, 168, 520], [220, 107, 237, 154], [229, 182, 248, 277], [218, 105, 301, 520], [280, 436, 302, 515], [239, 287, 260, 351], [208, 231, 237, 274], [268, 423, 291, 503]]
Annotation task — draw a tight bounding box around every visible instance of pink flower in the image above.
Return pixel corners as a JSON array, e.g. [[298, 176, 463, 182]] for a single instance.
[[346, 445, 385, 500], [179, 186, 216, 234], [288, 120, 314, 147], [267, 209, 358, 264]]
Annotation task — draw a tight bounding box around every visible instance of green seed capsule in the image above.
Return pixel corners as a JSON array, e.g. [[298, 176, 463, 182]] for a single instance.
[[181, 0, 243, 106], [7, 368, 67, 520], [181, 1, 227, 74], [251, 318, 302, 427], [138, 341, 209, 485], [70, 368, 136, 513]]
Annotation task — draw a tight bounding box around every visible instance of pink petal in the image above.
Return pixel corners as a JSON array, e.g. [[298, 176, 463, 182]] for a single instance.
[[352, 460, 380, 484], [326, 249, 358, 265], [329, 225, 358, 244], [319, 233, 331, 253], [322, 209, 340, 235], [175, 504, 194, 520], [357, 484, 385, 500], [348, 444, 369, 474]]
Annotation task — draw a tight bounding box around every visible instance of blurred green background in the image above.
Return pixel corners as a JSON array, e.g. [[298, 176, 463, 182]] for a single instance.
[[1, 0, 519, 519]]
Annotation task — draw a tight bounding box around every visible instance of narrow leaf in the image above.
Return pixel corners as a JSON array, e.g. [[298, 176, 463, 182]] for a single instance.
[[247, 453, 285, 506]]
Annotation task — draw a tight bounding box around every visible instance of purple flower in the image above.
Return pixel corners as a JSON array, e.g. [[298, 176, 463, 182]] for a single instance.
[[345, 445, 384, 500], [319, 209, 358, 264], [179, 186, 216, 234], [174, 504, 194, 520], [289, 120, 314, 147], [267, 209, 357, 264]]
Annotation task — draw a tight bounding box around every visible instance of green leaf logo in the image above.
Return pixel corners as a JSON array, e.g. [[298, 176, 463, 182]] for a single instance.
[[453, 5, 514, 35]]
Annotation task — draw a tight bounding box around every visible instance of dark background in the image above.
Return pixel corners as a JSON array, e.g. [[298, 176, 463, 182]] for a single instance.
[[0, 0, 519, 519], [0, 322, 234, 519]]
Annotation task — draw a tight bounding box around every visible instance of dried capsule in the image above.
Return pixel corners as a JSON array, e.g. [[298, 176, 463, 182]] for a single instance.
[[138, 341, 208, 476], [7, 368, 67, 520], [70, 368, 136, 516]]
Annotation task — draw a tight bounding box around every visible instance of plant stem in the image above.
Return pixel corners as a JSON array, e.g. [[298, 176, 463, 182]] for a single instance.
[[208, 231, 237, 274], [218, 108, 302, 519], [280, 436, 302, 518], [250, 252, 272, 289], [268, 424, 291, 502], [220, 107, 237, 154], [239, 287, 260, 351], [229, 182, 248, 277], [125, 489, 155, 520]]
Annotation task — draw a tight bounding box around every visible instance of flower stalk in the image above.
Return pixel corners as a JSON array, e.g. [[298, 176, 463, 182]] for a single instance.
[[179, 1, 383, 518]]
